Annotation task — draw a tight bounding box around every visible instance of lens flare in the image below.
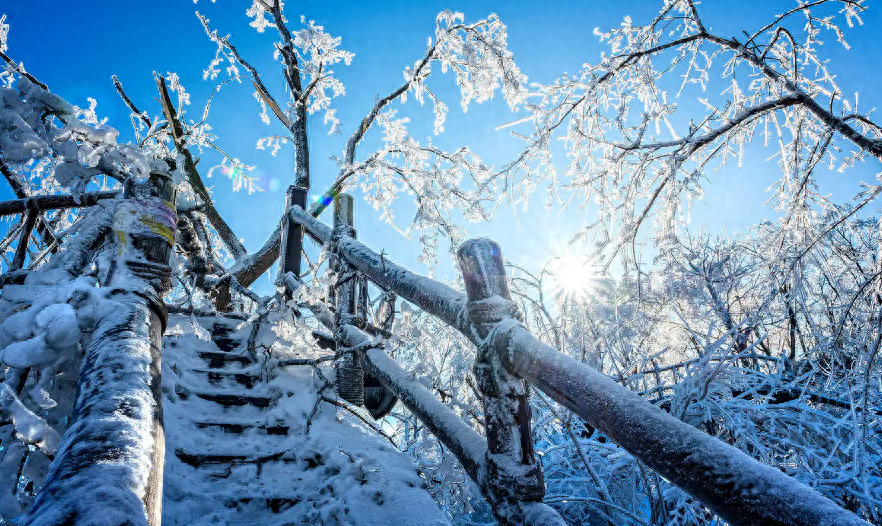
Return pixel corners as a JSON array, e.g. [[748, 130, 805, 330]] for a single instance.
[[548, 254, 596, 300], [310, 189, 339, 209]]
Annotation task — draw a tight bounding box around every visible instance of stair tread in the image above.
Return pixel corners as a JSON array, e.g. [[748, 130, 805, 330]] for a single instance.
[[190, 368, 261, 376], [175, 448, 293, 467], [191, 391, 277, 407], [194, 422, 289, 435], [196, 351, 255, 370], [189, 369, 263, 388], [197, 350, 251, 360]]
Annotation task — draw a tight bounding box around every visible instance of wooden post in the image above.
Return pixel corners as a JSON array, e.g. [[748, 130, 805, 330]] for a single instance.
[[457, 238, 546, 526], [10, 208, 37, 271], [332, 193, 364, 405], [123, 172, 176, 526], [279, 185, 308, 286], [25, 171, 176, 526]]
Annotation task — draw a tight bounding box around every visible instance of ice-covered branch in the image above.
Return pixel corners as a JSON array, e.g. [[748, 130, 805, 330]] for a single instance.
[[155, 73, 246, 260]]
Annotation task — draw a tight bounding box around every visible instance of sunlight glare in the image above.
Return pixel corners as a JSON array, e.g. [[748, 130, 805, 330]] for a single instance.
[[549, 254, 596, 300]]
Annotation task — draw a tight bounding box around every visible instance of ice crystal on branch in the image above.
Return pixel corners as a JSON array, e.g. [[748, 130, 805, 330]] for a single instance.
[[504, 0, 877, 273], [0, 15, 8, 54]]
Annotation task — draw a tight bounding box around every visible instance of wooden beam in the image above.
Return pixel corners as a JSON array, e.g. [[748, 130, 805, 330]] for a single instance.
[[0, 191, 118, 217]]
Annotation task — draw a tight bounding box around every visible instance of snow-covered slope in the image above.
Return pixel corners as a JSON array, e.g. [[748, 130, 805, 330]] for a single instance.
[[161, 314, 450, 525]]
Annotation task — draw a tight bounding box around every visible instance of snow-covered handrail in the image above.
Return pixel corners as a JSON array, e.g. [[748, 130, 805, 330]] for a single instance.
[[338, 324, 486, 479], [338, 323, 566, 526], [0, 191, 119, 216], [24, 173, 176, 526], [289, 204, 870, 526]]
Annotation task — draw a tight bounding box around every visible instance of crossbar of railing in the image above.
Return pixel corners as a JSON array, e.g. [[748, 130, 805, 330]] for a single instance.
[[0, 190, 118, 216], [290, 205, 869, 526], [338, 325, 485, 479]]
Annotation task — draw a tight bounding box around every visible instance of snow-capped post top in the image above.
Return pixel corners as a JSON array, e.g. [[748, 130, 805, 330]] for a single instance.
[[457, 238, 511, 303]]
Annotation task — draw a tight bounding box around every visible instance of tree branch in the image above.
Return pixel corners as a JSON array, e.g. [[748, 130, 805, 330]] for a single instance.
[[155, 73, 247, 260]]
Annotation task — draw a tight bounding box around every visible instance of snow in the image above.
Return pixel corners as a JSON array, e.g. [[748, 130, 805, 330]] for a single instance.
[[161, 314, 452, 525], [0, 264, 106, 495], [23, 294, 160, 526], [0, 337, 55, 368], [35, 303, 80, 349], [0, 384, 59, 451]]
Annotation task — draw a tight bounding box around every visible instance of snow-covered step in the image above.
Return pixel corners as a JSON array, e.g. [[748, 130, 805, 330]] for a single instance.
[[174, 448, 293, 468], [161, 313, 452, 525], [197, 369, 262, 388], [197, 350, 254, 368], [191, 391, 278, 408], [194, 421, 290, 435], [225, 497, 300, 515]]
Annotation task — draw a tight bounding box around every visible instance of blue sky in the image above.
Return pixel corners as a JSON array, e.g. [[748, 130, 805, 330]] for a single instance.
[[3, 0, 882, 294]]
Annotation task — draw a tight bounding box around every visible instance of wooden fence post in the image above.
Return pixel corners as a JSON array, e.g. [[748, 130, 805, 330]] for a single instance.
[[332, 193, 364, 405], [279, 185, 308, 292], [122, 171, 176, 526], [457, 238, 547, 526]]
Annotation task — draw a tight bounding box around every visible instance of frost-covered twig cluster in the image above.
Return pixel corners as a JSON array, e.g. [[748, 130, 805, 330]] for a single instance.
[[501, 0, 878, 271], [506, 211, 882, 523]]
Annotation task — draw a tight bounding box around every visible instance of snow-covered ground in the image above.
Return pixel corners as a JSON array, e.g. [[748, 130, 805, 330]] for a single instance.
[[161, 314, 450, 525]]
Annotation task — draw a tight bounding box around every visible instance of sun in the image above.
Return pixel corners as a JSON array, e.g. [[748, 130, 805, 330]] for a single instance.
[[548, 254, 597, 300]]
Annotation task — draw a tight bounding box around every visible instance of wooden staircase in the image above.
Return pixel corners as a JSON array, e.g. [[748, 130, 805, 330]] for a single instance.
[[160, 314, 450, 526]]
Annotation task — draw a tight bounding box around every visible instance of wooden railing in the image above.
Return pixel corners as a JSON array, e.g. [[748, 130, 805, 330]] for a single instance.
[[6, 179, 172, 526], [288, 195, 870, 526], [0, 190, 117, 275], [3, 184, 871, 526]]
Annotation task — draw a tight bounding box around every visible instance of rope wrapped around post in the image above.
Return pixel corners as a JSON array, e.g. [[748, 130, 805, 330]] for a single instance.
[[457, 238, 554, 526]]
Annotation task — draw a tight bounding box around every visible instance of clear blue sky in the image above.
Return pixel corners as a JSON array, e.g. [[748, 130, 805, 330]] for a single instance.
[[3, 0, 882, 294]]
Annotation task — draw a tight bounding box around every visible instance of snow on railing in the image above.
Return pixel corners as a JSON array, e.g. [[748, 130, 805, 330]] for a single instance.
[[290, 200, 871, 526]]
